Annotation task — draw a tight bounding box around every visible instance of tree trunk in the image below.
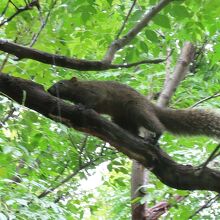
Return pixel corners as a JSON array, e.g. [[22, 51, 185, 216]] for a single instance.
[[131, 160, 148, 220]]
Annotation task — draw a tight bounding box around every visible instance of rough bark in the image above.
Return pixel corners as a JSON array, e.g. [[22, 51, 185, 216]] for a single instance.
[[131, 42, 195, 220], [0, 72, 220, 193], [0, 39, 166, 71], [157, 42, 195, 107], [131, 160, 148, 220], [103, 0, 172, 63]]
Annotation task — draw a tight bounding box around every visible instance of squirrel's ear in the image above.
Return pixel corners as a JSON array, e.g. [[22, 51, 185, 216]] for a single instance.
[[70, 77, 78, 82]]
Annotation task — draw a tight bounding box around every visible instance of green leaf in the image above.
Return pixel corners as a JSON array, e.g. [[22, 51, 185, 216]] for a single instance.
[[139, 41, 149, 53], [152, 14, 171, 28], [1, 1, 220, 219], [169, 5, 191, 19], [107, 0, 113, 5], [145, 30, 159, 42]]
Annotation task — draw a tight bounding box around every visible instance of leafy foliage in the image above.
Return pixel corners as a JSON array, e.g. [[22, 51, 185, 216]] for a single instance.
[[0, 0, 220, 219]]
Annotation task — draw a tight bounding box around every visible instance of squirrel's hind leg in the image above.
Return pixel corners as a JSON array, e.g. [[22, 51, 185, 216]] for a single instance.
[[136, 111, 164, 144]]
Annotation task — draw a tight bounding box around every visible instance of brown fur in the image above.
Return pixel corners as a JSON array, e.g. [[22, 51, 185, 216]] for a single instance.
[[48, 78, 220, 140]]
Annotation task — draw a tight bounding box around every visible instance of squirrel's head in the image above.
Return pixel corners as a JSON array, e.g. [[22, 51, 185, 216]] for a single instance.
[[48, 77, 79, 99]]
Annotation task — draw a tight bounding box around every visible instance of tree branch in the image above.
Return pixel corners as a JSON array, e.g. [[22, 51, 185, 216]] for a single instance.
[[189, 193, 220, 219], [0, 0, 10, 17], [115, 0, 137, 40], [38, 158, 98, 199], [0, 72, 220, 193], [146, 195, 187, 219], [0, 0, 175, 71], [140, 42, 195, 219], [0, 103, 16, 128], [199, 144, 220, 172], [191, 92, 220, 108], [103, 0, 173, 63], [0, 39, 166, 71], [29, 0, 57, 47], [157, 42, 195, 107]]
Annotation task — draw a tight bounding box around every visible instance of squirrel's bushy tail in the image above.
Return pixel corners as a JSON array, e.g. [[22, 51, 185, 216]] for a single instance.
[[155, 107, 220, 138]]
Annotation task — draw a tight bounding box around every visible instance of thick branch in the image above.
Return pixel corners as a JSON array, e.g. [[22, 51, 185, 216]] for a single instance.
[[0, 72, 220, 193], [103, 0, 173, 63], [0, 39, 108, 71], [0, 39, 165, 71], [131, 43, 194, 219], [0, 0, 174, 71], [157, 42, 195, 107], [147, 42, 195, 219]]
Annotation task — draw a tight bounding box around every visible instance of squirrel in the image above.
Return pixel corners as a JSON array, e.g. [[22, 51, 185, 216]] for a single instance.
[[48, 77, 220, 142]]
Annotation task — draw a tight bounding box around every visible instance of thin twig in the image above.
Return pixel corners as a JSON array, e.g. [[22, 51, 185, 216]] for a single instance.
[[188, 194, 220, 219], [0, 53, 10, 72], [190, 37, 208, 73], [191, 92, 220, 108], [115, 0, 137, 40], [198, 144, 220, 173], [111, 57, 166, 68], [24, 0, 29, 5], [78, 135, 89, 166], [53, 160, 71, 182], [0, 0, 10, 17], [112, 49, 172, 68], [10, 0, 19, 10], [53, 144, 112, 204], [29, 0, 57, 47], [54, 193, 65, 203], [0, 103, 16, 128], [0, 0, 39, 27], [194, 37, 208, 61], [11, 159, 25, 183], [37, 158, 99, 198]]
